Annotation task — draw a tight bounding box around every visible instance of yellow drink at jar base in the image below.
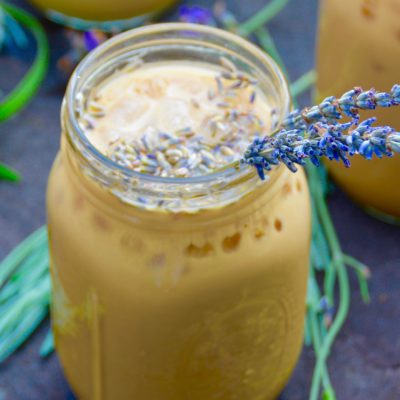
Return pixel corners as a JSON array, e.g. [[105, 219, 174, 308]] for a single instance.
[[47, 24, 311, 399], [316, 0, 400, 220]]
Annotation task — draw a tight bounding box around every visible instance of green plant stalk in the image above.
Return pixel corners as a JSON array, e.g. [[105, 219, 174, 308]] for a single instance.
[[0, 162, 20, 182], [310, 206, 331, 270], [0, 226, 50, 362], [304, 309, 312, 346], [0, 278, 50, 332], [0, 3, 28, 49], [323, 260, 336, 306], [0, 256, 48, 303], [309, 310, 334, 395], [308, 266, 335, 396], [0, 277, 50, 361], [343, 254, 371, 304], [254, 27, 288, 73], [239, 0, 289, 36], [310, 261, 349, 400], [39, 326, 54, 357], [307, 165, 351, 400], [0, 306, 48, 363], [0, 2, 49, 122], [291, 70, 318, 99], [0, 226, 47, 288]]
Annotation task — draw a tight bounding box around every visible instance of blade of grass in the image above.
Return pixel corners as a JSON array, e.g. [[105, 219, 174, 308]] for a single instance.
[[254, 27, 288, 74], [291, 70, 317, 98], [239, 0, 289, 36], [343, 254, 371, 304], [0, 305, 48, 363], [0, 162, 20, 182], [39, 328, 54, 358], [0, 226, 47, 288], [0, 278, 50, 334], [0, 2, 49, 122]]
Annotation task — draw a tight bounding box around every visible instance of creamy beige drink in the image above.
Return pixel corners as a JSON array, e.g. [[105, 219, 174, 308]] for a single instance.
[[83, 61, 271, 177], [317, 0, 400, 220], [47, 24, 311, 400]]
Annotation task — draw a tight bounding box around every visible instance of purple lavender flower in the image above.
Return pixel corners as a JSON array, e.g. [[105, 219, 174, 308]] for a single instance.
[[179, 5, 215, 25], [242, 86, 400, 180], [83, 31, 101, 51]]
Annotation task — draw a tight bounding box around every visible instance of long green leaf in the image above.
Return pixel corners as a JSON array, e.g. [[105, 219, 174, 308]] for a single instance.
[[0, 2, 49, 122]]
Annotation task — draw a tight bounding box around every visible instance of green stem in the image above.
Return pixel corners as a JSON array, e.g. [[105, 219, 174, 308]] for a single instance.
[[0, 2, 49, 122], [310, 202, 331, 270], [0, 307, 48, 363], [0, 162, 20, 182], [304, 309, 312, 346], [343, 254, 371, 304], [307, 266, 334, 396], [291, 70, 317, 98], [308, 166, 340, 308], [307, 165, 351, 400], [0, 5, 28, 49], [254, 27, 288, 74], [0, 277, 50, 333], [310, 260, 350, 400], [307, 167, 342, 258], [0, 226, 47, 288], [239, 0, 289, 36], [323, 260, 336, 305], [39, 328, 54, 358], [308, 308, 335, 397]]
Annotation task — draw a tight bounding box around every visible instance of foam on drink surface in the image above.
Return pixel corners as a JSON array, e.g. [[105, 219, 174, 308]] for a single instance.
[[78, 60, 274, 178]]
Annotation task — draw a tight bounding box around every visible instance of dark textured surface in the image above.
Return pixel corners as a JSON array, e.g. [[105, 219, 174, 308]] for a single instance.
[[1, 0, 400, 399]]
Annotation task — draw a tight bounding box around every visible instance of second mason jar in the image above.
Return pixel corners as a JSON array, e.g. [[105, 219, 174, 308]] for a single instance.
[[47, 24, 311, 399], [316, 0, 400, 221], [28, 0, 178, 30]]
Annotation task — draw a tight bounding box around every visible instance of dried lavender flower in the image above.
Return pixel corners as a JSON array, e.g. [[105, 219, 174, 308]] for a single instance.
[[83, 31, 102, 51], [242, 86, 400, 180], [179, 6, 216, 25], [283, 85, 400, 129]]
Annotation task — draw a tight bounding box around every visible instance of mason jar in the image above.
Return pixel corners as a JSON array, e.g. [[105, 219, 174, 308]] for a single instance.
[[28, 0, 178, 30], [47, 24, 311, 400], [316, 0, 400, 221]]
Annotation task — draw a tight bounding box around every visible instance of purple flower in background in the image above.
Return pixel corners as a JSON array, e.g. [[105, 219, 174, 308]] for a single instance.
[[179, 5, 215, 25], [83, 30, 101, 51]]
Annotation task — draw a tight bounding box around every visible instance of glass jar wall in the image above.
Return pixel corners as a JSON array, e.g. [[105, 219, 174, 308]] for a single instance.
[[47, 24, 311, 400], [316, 0, 400, 221]]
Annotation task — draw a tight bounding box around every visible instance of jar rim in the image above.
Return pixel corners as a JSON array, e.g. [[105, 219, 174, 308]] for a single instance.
[[65, 22, 291, 187]]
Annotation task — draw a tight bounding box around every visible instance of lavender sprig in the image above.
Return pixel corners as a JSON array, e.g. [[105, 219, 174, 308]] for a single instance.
[[243, 86, 400, 180], [283, 84, 400, 129]]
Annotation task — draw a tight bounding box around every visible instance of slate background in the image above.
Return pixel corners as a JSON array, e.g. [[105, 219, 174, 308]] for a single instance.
[[0, 0, 399, 399]]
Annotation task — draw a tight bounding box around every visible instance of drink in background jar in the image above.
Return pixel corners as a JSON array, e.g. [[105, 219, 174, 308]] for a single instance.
[[28, 0, 178, 30], [316, 0, 400, 221]]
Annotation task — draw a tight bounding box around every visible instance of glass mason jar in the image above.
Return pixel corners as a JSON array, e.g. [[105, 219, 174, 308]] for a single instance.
[[28, 0, 178, 31], [316, 0, 400, 221], [47, 24, 311, 400]]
